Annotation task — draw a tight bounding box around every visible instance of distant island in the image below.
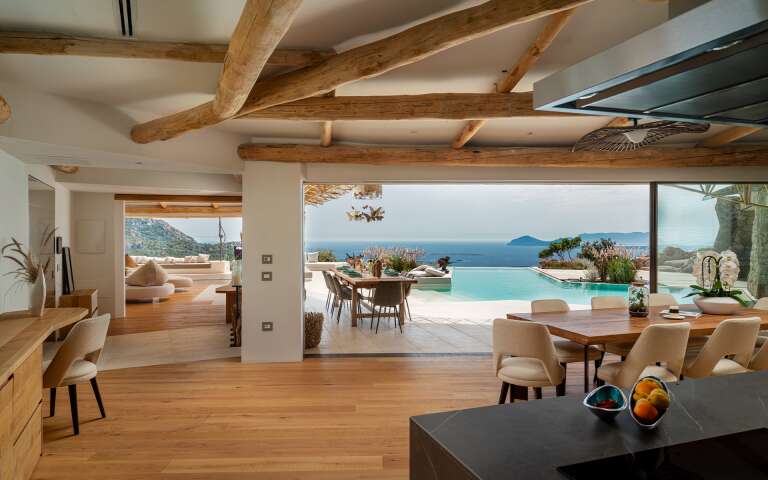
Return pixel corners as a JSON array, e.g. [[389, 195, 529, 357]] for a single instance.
[[508, 232, 649, 246]]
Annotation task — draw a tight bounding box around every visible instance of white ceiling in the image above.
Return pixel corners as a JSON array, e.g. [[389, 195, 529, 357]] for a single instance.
[[0, 0, 766, 173]]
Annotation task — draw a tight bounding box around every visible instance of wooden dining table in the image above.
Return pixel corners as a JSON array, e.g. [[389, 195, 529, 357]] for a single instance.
[[507, 306, 768, 393], [333, 269, 417, 327]]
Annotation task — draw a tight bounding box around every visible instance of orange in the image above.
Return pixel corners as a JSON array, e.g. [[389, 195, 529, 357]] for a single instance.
[[633, 398, 659, 423], [648, 389, 670, 410], [634, 379, 660, 397]]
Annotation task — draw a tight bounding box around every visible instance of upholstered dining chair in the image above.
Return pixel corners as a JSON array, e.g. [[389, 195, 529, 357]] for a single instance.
[[370, 282, 405, 334], [596, 322, 690, 389], [749, 335, 768, 371], [753, 298, 768, 350], [590, 296, 633, 359], [683, 317, 760, 379], [649, 293, 677, 307], [43, 313, 110, 435], [493, 318, 565, 403], [530, 299, 602, 383]]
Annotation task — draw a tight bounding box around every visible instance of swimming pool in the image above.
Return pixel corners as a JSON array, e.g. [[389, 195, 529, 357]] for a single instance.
[[430, 268, 691, 304]]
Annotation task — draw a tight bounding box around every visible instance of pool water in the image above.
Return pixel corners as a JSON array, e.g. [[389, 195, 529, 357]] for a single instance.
[[430, 268, 691, 305]]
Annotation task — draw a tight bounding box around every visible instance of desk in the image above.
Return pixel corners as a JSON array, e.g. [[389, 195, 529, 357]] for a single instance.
[[0, 308, 87, 479], [507, 306, 768, 392], [333, 270, 417, 327]]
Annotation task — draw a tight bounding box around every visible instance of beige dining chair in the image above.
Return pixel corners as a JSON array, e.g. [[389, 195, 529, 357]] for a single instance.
[[596, 322, 690, 389], [749, 336, 768, 371], [753, 298, 768, 350], [43, 313, 110, 435], [684, 317, 760, 379], [530, 299, 602, 381], [649, 293, 677, 307], [370, 282, 405, 334], [493, 318, 565, 403], [590, 296, 634, 359]]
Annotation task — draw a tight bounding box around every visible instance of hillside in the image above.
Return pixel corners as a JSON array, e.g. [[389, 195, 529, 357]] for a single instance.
[[507, 235, 549, 246], [508, 231, 649, 247], [125, 218, 239, 260]]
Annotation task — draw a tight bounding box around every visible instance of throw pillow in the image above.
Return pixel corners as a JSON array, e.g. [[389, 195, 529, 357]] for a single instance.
[[198, 254, 210, 262], [306, 252, 319, 263], [126, 260, 169, 287], [125, 254, 137, 268]]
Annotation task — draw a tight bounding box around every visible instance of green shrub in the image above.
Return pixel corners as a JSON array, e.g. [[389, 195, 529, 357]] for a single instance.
[[317, 249, 337, 262], [606, 257, 637, 284], [539, 259, 587, 269], [388, 254, 418, 273]]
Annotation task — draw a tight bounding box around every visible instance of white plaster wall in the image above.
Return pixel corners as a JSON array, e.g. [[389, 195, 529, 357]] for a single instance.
[[70, 192, 125, 318], [0, 149, 29, 313], [241, 162, 304, 363]]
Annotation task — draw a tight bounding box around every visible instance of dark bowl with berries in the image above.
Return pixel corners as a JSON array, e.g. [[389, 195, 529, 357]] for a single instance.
[[583, 384, 628, 422]]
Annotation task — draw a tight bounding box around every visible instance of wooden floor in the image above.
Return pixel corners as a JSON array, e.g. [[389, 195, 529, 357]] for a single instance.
[[111, 280, 228, 336], [35, 356, 601, 479]]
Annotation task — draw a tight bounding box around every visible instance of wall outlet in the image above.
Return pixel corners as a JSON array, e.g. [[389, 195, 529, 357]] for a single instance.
[[262, 321, 273, 332], [261, 271, 272, 281], [262, 254, 273, 264]]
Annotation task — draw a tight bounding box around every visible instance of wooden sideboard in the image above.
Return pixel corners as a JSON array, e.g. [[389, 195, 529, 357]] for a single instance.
[[0, 308, 88, 479]]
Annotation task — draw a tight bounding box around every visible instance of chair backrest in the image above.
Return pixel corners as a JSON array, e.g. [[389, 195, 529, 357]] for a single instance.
[[685, 317, 761, 378], [531, 299, 569, 314], [591, 296, 628, 310], [649, 293, 677, 307], [372, 282, 404, 307], [754, 297, 768, 310], [750, 338, 768, 371], [492, 318, 563, 386], [321, 270, 332, 289], [612, 322, 690, 389], [43, 313, 111, 388], [328, 274, 343, 295]]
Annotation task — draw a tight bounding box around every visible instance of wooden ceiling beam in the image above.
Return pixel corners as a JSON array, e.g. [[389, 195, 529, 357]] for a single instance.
[[240, 92, 572, 120], [238, 143, 768, 169], [114, 194, 241, 203], [696, 126, 763, 148], [129, 0, 591, 143], [131, 0, 303, 143], [0, 95, 9, 124], [0, 31, 332, 66], [125, 206, 241, 217], [452, 8, 576, 148], [320, 90, 335, 147]]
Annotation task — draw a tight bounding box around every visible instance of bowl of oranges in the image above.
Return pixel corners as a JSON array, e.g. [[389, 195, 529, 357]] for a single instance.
[[629, 376, 671, 430]]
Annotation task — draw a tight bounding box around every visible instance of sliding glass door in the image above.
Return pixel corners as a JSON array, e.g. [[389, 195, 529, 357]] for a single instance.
[[656, 184, 768, 302]]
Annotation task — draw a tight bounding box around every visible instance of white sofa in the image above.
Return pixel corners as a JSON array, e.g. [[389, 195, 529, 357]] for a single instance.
[[131, 255, 230, 275]]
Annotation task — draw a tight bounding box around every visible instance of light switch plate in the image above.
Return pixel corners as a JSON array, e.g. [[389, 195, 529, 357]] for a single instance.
[[261, 271, 272, 281], [262, 254, 273, 264], [262, 321, 273, 332]]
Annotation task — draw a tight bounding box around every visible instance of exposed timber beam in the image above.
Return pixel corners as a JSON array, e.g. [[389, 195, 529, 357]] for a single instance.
[[453, 9, 576, 148], [320, 90, 335, 147], [237, 144, 768, 169], [125, 206, 241, 217], [0, 95, 9, 124], [0, 31, 332, 66], [131, 0, 302, 142], [212, 0, 303, 118], [604, 117, 634, 128], [50, 165, 79, 174], [131, 0, 591, 143], [240, 92, 572, 120], [114, 194, 241, 202], [697, 126, 763, 148]]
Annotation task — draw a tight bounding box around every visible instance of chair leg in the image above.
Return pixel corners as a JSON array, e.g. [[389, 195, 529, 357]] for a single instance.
[[375, 306, 382, 334], [90, 378, 106, 419], [405, 298, 412, 321], [556, 363, 567, 397], [514, 386, 529, 401], [508, 384, 516, 403], [49, 388, 56, 417], [68, 384, 79, 436], [593, 351, 605, 384], [397, 306, 403, 333], [534, 387, 543, 400], [498, 382, 509, 404]]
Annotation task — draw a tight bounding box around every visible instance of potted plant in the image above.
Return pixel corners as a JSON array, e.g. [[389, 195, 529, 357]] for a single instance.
[[685, 250, 749, 315], [437, 256, 451, 273], [1, 228, 55, 317]]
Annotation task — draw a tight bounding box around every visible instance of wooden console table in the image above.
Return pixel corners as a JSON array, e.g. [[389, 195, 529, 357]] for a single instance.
[[0, 308, 88, 479], [215, 285, 241, 347]]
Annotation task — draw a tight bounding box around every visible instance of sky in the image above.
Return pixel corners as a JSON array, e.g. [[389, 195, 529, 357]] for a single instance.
[[157, 184, 720, 248], [305, 184, 653, 242]]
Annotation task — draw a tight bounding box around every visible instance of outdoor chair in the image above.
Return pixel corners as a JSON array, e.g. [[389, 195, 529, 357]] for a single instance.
[[370, 282, 405, 334], [684, 317, 760, 379], [493, 318, 566, 403], [597, 323, 690, 389]]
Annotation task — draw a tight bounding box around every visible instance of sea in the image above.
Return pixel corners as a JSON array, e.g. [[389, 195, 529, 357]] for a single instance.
[[306, 240, 557, 267]]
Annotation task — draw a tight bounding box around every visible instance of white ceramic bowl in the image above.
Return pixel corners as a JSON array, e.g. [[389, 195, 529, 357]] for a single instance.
[[694, 296, 742, 315]]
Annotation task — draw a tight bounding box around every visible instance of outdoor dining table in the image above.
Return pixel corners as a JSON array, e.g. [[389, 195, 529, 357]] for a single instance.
[[507, 305, 768, 393], [333, 269, 417, 327]]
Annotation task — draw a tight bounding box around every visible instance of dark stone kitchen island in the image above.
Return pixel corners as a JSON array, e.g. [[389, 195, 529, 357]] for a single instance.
[[411, 371, 768, 479]]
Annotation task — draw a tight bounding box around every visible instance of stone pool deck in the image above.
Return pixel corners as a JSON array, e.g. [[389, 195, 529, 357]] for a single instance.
[[303, 273, 588, 355]]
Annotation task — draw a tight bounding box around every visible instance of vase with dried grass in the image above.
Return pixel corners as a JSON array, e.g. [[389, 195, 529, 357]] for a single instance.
[[1, 227, 55, 317]]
